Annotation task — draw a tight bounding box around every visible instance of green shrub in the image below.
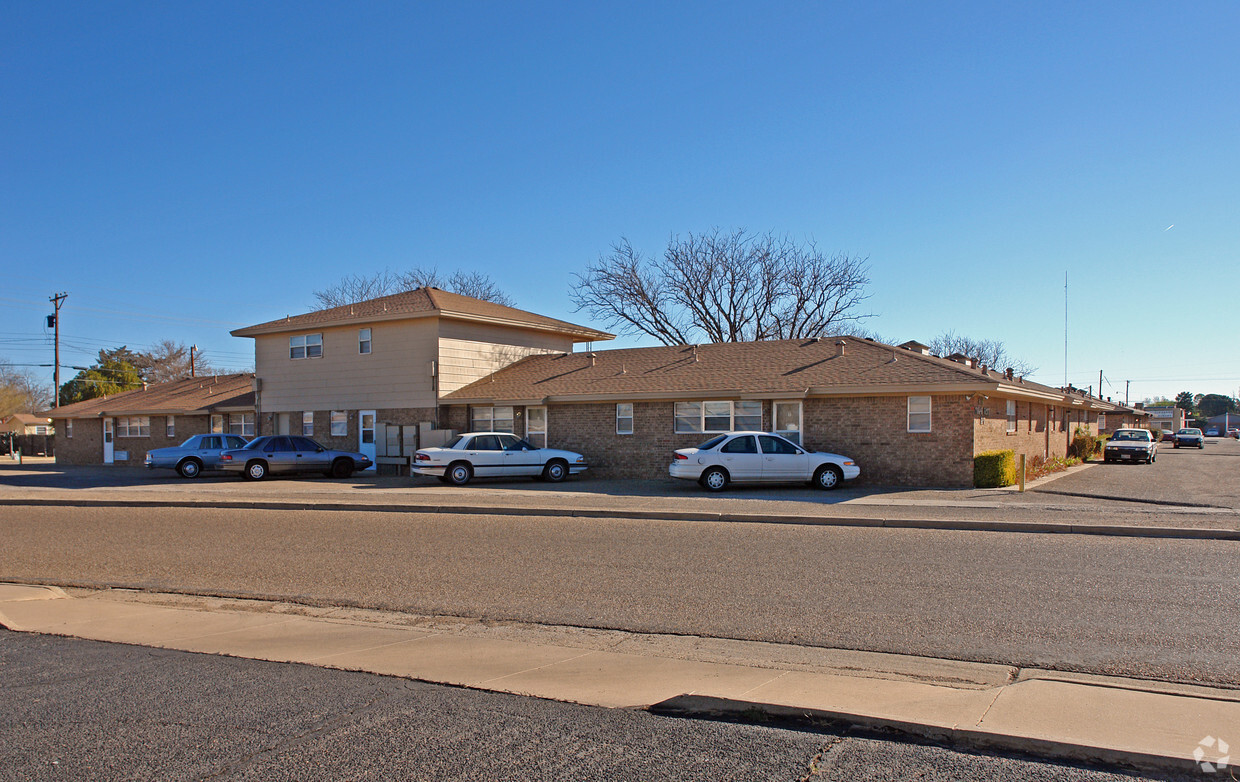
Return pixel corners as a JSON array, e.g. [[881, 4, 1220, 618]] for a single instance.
[[1069, 426, 1101, 459], [974, 449, 1017, 488]]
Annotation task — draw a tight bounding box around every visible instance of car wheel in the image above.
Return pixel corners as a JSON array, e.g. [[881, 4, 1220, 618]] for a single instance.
[[699, 467, 729, 492], [177, 459, 202, 479], [814, 464, 844, 490], [542, 459, 568, 483], [244, 460, 268, 481], [330, 458, 354, 479], [447, 462, 472, 486]]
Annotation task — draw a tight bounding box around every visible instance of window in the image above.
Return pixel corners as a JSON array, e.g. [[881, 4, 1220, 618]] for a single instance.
[[526, 406, 547, 448], [471, 406, 515, 433], [229, 413, 255, 437], [358, 328, 371, 354], [674, 400, 764, 434], [117, 416, 151, 437], [289, 333, 322, 359], [34, 425, 49, 435], [773, 401, 801, 445], [302, 411, 314, 436], [616, 403, 634, 435], [908, 396, 932, 433], [759, 434, 800, 454], [473, 434, 503, 451], [166, 416, 176, 438], [210, 414, 224, 433], [1006, 400, 1017, 433], [331, 411, 347, 437], [720, 435, 757, 453], [66, 419, 73, 438], [1098, 413, 1106, 431]]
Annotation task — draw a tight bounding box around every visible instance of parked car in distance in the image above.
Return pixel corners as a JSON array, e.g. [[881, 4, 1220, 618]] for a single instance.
[[1230, 428, 1240, 439], [1173, 428, 1205, 449], [218, 435, 372, 480], [1103, 429, 1158, 464], [1160, 430, 1176, 442], [1205, 428, 1221, 437], [670, 431, 860, 491], [413, 432, 588, 485], [144, 434, 250, 478]]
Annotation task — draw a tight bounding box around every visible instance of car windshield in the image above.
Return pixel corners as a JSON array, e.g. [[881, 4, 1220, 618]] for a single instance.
[[442, 435, 466, 449], [179, 436, 202, 448], [242, 437, 270, 450], [1178, 429, 1201, 435], [696, 434, 728, 451], [1111, 431, 1149, 442]]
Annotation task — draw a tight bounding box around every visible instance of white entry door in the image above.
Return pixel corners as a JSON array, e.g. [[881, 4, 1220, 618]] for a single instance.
[[102, 418, 115, 464], [358, 410, 377, 470]]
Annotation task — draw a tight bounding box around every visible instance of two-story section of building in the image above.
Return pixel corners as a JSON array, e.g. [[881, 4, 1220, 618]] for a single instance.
[[230, 287, 613, 467]]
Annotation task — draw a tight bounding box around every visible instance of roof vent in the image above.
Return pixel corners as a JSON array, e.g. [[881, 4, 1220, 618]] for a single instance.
[[691, 345, 699, 362], [1005, 368, 1014, 380], [835, 340, 847, 357]]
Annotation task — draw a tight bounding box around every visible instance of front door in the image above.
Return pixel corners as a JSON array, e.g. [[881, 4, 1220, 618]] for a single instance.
[[276, 413, 291, 435], [718, 434, 762, 480], [758, 434, 809, 480], [358, 411, 376, 470], [102, 418, 114, 464]]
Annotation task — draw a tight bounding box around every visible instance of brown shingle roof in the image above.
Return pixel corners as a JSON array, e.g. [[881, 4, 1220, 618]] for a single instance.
[[46, 374, 256, 418], [230, 287, 613, 342], [442, 337, 1072, 403]]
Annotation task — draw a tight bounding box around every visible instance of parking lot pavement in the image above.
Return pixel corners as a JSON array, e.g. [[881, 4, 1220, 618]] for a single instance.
[[2, 443, 1239, 533]]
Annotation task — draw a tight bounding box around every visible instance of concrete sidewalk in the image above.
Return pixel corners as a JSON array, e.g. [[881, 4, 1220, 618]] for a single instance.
[[2, 583, 1235, 775]]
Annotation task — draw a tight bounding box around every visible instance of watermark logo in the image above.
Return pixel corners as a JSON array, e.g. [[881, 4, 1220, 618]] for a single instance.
[[1193, 736, 1230, 774]]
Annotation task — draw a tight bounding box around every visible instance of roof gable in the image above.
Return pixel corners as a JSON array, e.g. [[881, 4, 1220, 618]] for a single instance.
[[230, 287, 613, 343]]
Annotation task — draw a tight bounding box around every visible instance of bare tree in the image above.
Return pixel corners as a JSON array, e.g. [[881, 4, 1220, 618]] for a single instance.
[[570, 229, 871, 344], [0, 359, 53, 416], [928, 331, 1037, 377], [134, 340, 214, 384], [313, 267, 514, 309]]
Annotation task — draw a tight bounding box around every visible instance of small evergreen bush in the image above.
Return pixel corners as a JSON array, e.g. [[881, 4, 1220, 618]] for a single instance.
[[974, 449, 1017, 488]]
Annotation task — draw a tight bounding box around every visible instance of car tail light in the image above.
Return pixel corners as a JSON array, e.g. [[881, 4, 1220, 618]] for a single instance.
[[674, 452, 688, 460]]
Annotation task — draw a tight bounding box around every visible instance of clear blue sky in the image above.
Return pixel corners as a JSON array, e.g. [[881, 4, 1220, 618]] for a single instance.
[[3, 1, 1237, 403]]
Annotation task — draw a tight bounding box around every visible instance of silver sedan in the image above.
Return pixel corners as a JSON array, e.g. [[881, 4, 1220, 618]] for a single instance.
[[144, 434, 251, 478]]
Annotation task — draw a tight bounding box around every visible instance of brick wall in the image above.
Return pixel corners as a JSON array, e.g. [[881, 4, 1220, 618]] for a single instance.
[[478, 395, 978, 487], [52, 414, 213, 466], [53, 418, 102, 465], [261, 407, 441, 452]]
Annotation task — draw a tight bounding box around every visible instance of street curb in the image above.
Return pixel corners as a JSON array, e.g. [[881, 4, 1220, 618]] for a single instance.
[[3, 497, 1238, 540], [649, 695, 1198, 776]]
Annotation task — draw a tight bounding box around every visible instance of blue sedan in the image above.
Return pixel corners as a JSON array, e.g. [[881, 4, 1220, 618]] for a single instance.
[[145, 433, 251, 478]]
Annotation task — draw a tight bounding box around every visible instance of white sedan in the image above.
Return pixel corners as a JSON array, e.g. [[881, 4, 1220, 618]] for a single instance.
[[670, 431, 860, 491], [414, 432, 588, 485]]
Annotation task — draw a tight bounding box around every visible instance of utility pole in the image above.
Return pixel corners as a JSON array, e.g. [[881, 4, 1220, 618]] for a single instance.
[[190, 345, 197, 378], [1098, 370, 1103, 399], [48, 292, 67, 408], [1126, 380, 1130, 407]]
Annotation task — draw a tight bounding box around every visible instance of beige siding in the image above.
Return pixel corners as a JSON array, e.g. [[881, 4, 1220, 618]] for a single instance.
[[436, 321, 574, 395], [256, 319, 439, 411]]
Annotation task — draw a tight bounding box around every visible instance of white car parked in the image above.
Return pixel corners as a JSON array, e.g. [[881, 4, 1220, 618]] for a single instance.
[[413, 432, 588, 485], [670, 431, 860, 491]]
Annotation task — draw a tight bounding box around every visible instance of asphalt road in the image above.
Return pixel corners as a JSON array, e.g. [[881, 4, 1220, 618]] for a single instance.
[[3, 504, 1236, 687], [0, 631, 1184, 782]]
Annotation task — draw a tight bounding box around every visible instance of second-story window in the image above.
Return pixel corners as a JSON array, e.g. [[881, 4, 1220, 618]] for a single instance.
[[290, 334, 322, 359], [359, 328, 371, 354]]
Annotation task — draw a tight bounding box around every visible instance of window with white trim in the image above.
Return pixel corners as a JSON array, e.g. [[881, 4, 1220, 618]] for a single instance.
[[1098, 413, 1106, 431], [66, 419, 73, 438], [773, 401, 802, 445], [674, 400, 763, 434], [117, 416, 151, 437], [302, 411, 314, 436], [289, 333, 322, 359], [358, 328, 371, 354], [166, 416, 176, 438], [908, 396, 932, 433], [330, 411, 347, 437], [229, 413, 255, 437], [1006, 400, 1017, 433], [526, 406, 547, 448], [471, 406, 516, 434], [616, 403, 634, 435], [210, 414, 224, 433]]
